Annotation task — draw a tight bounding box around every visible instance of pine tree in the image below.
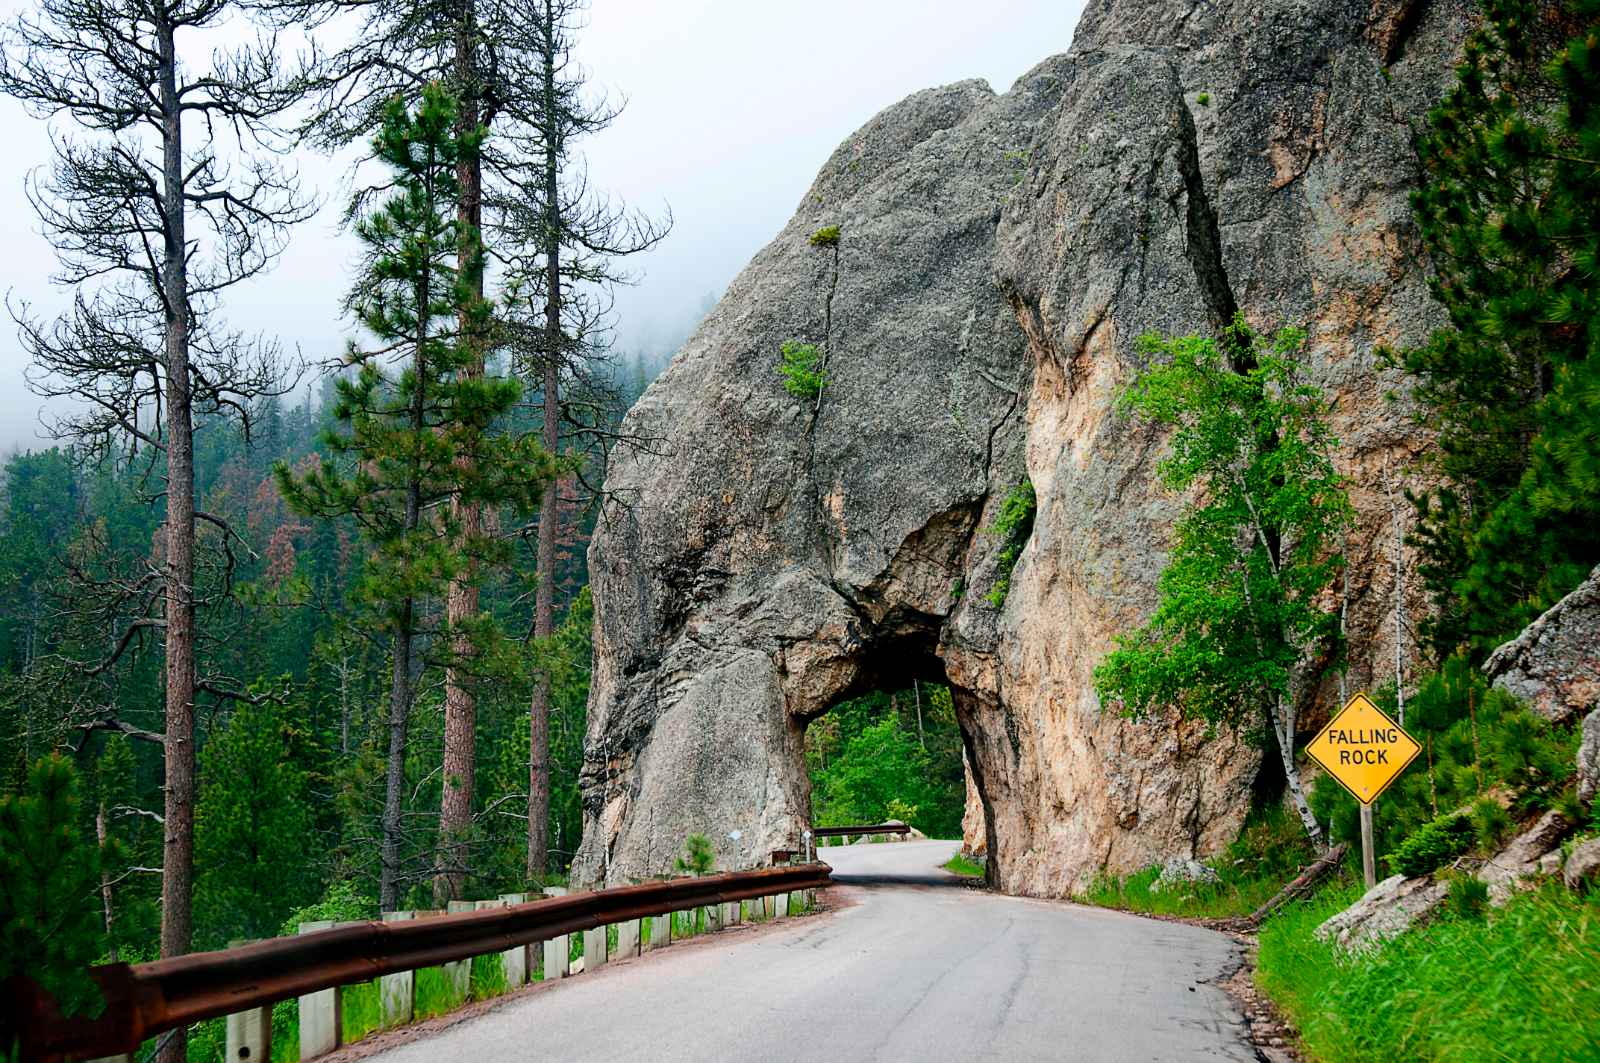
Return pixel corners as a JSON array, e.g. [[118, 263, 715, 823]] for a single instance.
[[1092, 319, 1353, 846], [193, 698, 313, 947], [1397, 0, 1600, 656], [0, 755, 105, 1023], [276, 84, 557, 910]]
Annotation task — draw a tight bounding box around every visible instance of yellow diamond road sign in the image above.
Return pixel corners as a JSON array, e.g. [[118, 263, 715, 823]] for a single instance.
[[1306, 692, 1420, 805]]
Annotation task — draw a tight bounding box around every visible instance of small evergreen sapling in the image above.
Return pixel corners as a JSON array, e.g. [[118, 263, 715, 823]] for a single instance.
[[778, 340, 827, 398], [675, 833, 716, 876]]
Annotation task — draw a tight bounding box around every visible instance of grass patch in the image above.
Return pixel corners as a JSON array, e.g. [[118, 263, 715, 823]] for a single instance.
[[1258, 880, 1600, 1061], [942, 853, 985, 878], [1081, 803, 1318, 919]]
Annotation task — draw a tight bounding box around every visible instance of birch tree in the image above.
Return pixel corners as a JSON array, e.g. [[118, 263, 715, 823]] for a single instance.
[[1091, 318, 1353, 847]]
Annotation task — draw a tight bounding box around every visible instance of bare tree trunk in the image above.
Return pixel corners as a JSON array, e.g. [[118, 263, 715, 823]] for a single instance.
[[437, 5, 485, 906], [913, 681, 925, 751], [527, 35, 561, 881], [381, 615, 414, 912], [96, 802, 117, 962], [156, 20, 195, 1063]]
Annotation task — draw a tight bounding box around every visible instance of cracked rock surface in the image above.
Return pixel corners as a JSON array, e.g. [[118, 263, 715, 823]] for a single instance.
[[574, 0, 1472, 895]]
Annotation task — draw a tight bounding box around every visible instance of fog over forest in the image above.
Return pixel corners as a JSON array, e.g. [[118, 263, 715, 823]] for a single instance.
[[0, 0, 1088, 450]]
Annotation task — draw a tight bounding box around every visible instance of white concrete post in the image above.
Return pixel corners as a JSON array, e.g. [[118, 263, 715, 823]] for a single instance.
[[498, 894, 529, 986], [763, 894, 775, 919], [647, 911, 671, 950], [615, 917, 641, 959], [775, 892, 790, 919], [706, 902, 725, 933], [297, 921, 341, 1059], [378, 912, 416, 1027], [723, 900, 740, 926], [443, 901, 474, 999], [582, 925, 608, 971]]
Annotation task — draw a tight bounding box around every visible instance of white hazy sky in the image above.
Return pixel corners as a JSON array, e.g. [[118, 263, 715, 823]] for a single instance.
[[0, 0, 1088, 451]]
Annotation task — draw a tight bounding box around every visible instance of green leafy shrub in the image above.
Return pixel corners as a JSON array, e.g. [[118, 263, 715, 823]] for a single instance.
[[778, 340, 826, 398], [1196, 91, 1211, 106], [1384, 812, 1473, 877], [809, 225, 840, 247], [985, 480, 1036, 607]]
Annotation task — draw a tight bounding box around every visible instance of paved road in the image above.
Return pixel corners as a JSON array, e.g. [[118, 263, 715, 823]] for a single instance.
[[363, 840, 1256, 1062]]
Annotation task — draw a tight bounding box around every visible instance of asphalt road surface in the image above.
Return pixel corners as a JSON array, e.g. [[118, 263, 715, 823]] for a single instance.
[[362, 840, 1257, 1062]]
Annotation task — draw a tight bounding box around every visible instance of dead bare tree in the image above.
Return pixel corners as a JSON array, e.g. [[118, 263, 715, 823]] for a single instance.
[[0, 5, 308, 1057]]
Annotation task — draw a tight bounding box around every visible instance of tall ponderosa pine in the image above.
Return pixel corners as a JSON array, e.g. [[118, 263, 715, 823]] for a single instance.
[[1092, 320, 1353, 846], [495, 0, 667, 880], [1398, 0, 1600, 656], [276, 85, 556, 910]]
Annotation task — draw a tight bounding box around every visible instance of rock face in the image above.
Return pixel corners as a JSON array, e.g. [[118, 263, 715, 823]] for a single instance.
[[1565, 838, 1600, 893], [573, 0, 1472, 894], [1479, 810, 1573, 906], [1315, 873, 1447, 952], [1485, 565, 1600, 725], [1580, 709, 1600, 807]]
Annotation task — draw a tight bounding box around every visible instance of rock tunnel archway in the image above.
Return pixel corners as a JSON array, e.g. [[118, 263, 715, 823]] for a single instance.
[[570, 2, 1462, 897]]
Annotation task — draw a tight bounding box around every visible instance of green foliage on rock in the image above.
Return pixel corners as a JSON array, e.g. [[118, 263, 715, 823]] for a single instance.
[[809, 225, 841, 248], [1395, 0, 1600, 657], [0, 756, 104, 1021], [778, 340, 827, 398], [984, 480, 1035, 607]]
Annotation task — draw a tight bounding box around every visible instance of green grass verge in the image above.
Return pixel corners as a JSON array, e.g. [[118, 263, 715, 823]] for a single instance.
[[1257, 880, 1600, 1061], [942, 853, 985, 878]]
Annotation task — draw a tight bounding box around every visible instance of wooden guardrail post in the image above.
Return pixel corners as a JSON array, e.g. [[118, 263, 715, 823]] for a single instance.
[[497, 894, 530, 985], [581, 924, 608, 971], [615, 915, 641, 959], [541, 886, 569, 979], [378, 912, 416, 1027], [443, 901, 474, 999], [646, 910, 671, 951]]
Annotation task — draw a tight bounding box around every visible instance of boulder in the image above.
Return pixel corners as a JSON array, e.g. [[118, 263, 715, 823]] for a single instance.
[[1315, 874, 1448, 953], [1479, 810, 1573, 906], [572, 0, 1473, 895], [1148, 857, 1221, 894], [1484, 565, 1600, 725], [1563, 837, 1600, 893], [1579, 708, 1599, 807]]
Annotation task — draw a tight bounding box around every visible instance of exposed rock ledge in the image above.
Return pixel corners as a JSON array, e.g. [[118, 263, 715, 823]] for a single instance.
[[572, 0, 1471, 895]]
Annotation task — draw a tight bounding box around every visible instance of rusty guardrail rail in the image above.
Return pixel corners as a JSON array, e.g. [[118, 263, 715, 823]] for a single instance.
[[5, 861, 832, 1062], [812, 822, 912, 839]]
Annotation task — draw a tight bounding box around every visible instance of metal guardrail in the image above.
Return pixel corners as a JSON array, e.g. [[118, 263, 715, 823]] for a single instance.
[[812, 822, 912, 839], [5, 861, 833, 1062]]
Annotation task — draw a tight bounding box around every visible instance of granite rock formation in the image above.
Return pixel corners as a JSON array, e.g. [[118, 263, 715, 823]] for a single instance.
[[573, 0, 1473, 895]]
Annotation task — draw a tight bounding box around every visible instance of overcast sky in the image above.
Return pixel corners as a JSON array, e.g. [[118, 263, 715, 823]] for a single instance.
[[0, 0, 1087, 452]]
